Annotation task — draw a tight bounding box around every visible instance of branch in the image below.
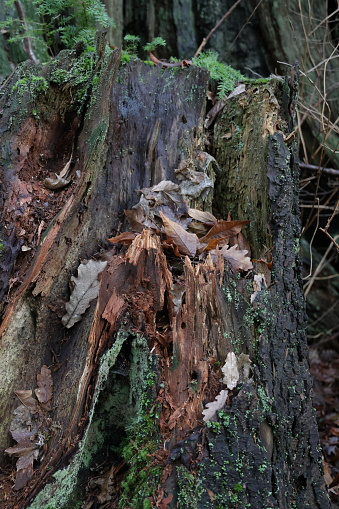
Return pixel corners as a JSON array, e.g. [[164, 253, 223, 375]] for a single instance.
[[299, 162, 339, 176], [194, 0, 243, 58], [14, 0, 39, 65]]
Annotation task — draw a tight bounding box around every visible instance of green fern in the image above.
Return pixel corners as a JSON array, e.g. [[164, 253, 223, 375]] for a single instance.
[[192, 50, 244, 98], [143, 37, 166, 53], [2, 0, 114, 60]]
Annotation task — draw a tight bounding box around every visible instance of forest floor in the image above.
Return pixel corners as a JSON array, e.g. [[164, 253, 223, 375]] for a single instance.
[[310, 340, 339, 506]]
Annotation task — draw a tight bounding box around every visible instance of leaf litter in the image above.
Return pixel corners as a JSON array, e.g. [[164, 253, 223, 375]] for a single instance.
[[5, 366, 53, 491], [108, 178, 253, 272]]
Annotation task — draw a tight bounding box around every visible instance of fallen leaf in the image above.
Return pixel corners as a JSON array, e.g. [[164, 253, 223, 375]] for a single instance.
[[11, 448, 39, 491], [107, 232, 138, 245], [198, 237, 228, 254], [35, 365, 53, 411], [124, 206, 146, 232], [14, 390, 39, 413], [188, 208, 217, 224], [61, 259, 107, 328], [160, 493, 173, 508], [222, 352, 239, 389], [5, 404, 39, 491], [44, 152, 73, 190], [160, 211, 197, 257], [89, 465, 115, 503], [227, 83, 246, 99], [44, 174, 71, 190], [188, 220, 209, 237], [202, 389, 228, 422], [200, 220, 250, 244], [250, 273, 266, 303], [221, 244, 253, 272], [206, 488, 215, 502], [151, 180, 180, 194]]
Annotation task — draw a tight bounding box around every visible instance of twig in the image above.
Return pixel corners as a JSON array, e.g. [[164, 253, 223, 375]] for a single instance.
[[323, 199, 339, 231], [304, 233, 338, 296], [319, 229, 339, 252], [194, 0, 243, 58], [299, 162, 339, 176], [14, 0, 39, 65], [319, 200, 339, 252], [303, 197, 320, 282]]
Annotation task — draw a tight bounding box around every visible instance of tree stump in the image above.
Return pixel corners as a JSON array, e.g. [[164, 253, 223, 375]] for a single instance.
[[0, 47, 329, 508]]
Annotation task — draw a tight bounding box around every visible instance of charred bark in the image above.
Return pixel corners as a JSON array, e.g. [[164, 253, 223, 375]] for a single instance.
[[0, 46, 330, 508]]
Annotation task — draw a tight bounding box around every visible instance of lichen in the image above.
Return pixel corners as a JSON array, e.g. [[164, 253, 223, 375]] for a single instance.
[[27, 329, 128, 508]]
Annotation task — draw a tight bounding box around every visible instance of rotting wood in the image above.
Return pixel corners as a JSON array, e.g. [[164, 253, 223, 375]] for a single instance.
[[0, 54, 330, 509]]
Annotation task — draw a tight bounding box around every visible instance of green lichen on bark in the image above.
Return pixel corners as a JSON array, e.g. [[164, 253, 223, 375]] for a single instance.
[[212, 80, 284, 257], [28, 328, 160, 509]]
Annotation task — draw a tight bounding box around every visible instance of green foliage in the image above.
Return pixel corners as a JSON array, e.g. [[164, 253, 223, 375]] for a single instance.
[[11, 72, 48, 104], [121, 34, 140, 64], [192, 50, 244, 98], [124, 34, 140, 54], [47, 51, 96, 106], [143, 37, 166, 53], [177, 466, 205, 509], [2, 0, 114, 59]]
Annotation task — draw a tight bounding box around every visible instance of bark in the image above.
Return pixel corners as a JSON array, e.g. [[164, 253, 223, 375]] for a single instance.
[[119, 0, 339, 167], [0, 47, 330, 509]]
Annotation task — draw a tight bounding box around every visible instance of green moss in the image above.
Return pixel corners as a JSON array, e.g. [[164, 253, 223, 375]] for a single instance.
[[117, 339, 161, 509], [243, 77, 271, 85], [177, 466, 205, 509]]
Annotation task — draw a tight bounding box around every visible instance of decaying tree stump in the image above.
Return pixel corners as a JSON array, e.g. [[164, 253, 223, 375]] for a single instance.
[[0, 44, 330, 508]]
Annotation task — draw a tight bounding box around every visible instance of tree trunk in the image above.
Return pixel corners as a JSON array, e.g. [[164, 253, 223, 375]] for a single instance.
[[0, 45, 329, 508]]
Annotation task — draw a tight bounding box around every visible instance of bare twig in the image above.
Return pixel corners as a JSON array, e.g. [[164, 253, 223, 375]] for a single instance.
[[14, 0, 39, 65], [319, 229, 339, 252], [304, 234, 339, 296], [194, 0, 243, 58], [299, 162, 339, 176], [323, 199, 339, 231]]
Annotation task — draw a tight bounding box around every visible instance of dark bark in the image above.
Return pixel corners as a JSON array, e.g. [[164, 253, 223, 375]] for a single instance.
[[0, 47, 330, 509]]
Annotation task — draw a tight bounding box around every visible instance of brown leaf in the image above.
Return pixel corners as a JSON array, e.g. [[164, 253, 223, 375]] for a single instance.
[[34, 365, 53, 410], [61, 259, 107, 328], [160, 211, 197, 257], [188, 208, 217, 224], [124, 206, 146, 232], [207, 489, 215, 502], [160, 493, 173, 508], [5, 438, 39, 491], [188, 220, 209, 237], [14, 390, 39, 413], [198, 237, 228, 254], [221, 244, 253, 272], [200, 220, 250, 244], [108, 232, 138, 244]]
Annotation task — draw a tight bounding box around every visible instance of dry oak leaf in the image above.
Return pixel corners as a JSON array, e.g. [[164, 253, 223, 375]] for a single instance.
[[5, 404, 39, 491], [221, 244, 253, 272], [188, 208, 217, 224], [44, 151, 73, 190], [108, 231, 138, 245], [222, 352, 239, 390], [160, 211, 197, 257], [202, 389, 228, 422], [200, 219, 250, 244], [35, 365, 53, 411], [61, 259, 107, 328], [14, 390, 39, 413]]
